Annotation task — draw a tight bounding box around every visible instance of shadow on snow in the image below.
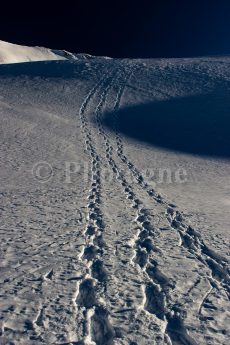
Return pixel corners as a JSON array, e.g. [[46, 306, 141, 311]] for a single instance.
[[102, 92, 230, 158]]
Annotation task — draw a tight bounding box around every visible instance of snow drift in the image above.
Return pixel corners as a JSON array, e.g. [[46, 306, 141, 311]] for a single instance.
[[0, 40, 67, 64]]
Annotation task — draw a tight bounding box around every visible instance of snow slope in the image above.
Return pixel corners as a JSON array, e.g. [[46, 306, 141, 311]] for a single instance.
[[0, 45, 230, 345], [0, 40, 67, 64]]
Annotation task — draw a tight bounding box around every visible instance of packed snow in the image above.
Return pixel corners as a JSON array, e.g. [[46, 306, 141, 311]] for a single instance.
[[0, 41, 229, 345]]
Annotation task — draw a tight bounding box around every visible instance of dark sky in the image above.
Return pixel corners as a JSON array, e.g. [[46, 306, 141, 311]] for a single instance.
[[1, 0, 230, 58]]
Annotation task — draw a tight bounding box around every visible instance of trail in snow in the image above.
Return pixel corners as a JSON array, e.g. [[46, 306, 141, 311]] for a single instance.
[[91, 64, 197, 344], [77, 66, 117, 344], [88, 63, 230, 344]]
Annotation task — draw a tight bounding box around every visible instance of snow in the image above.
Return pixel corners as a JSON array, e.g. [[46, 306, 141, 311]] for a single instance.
[[0, 40, 67, 64], [0, 42, 229, 345]]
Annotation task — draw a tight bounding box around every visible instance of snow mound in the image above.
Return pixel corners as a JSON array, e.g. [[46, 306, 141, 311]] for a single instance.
[[52, 50, 94, 60], [53, 50, 111, 61], [0, 40, 67, 64]]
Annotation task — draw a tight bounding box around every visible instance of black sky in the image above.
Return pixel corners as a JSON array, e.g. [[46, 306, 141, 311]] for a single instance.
[[1, 0, 230, 58]]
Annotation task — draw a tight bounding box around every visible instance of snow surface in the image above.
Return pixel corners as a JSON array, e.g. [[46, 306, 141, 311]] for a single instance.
[[0, 43, 230, 345], [0, 40, 67, 64]]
